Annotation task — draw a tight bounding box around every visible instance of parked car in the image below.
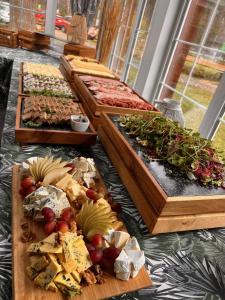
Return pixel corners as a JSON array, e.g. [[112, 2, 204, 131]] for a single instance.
[[35, 13, 70, 33]]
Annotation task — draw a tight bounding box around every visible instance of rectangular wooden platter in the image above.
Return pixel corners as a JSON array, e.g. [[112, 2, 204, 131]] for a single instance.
[[15, 95, 97, 145], [12, 165, 152, 300], [98, 113, 225, 234], [60, 55, 119, 81], [0, 28, 18, 48], [69, 71, 159, 117], [63, 43, 96, 59], [19, 62, 79, 101]]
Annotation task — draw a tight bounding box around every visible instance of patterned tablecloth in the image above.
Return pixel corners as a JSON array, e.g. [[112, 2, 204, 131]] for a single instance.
[[0, 46, 224, 300]]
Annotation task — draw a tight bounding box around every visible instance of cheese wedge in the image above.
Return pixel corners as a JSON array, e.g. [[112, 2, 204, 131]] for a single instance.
[[54, 272, 81, 298], [125, 250, 145, 271], [114, 250, 131, 273], [114, 231, 130, 249], [33, 261, 59, 289], [26, 255, 49, 279], [116, 271, 131, 281], [46, 281, 58, 292], [124, 237, 140, 251], [47, 253, 63, 273]]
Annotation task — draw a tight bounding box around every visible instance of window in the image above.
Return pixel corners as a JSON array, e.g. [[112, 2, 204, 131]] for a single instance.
[[0, 0, 47, 32], [155, 0, 225, 157], [52, 0, 101, 48], [110, 0, 156, 86]]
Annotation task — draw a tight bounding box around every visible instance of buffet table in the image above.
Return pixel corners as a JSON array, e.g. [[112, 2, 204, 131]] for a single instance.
[[0, 46, 224, 300]]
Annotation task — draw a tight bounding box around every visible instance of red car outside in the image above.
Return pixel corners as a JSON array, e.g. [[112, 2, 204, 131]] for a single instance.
[[35, 13, 70, 32]]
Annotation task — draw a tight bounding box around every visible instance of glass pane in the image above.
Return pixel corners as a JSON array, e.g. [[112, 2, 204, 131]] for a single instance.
[[184, 48, 223, 108], [131, 30, 148, 66], [161, 45, 197, 99], [205, 0, 225, 50], [111, 0, 138, 76], [179, 0, 215, 44], [182, 99, 205, 131], [158, 85, 205, 132], [213, 121, 225, 158], [0, 1, 10, 27], [54, 0, 101, 47], [140, 0, 155, 31], [126, 65, 138, 87], [54, 1, 72, 42]]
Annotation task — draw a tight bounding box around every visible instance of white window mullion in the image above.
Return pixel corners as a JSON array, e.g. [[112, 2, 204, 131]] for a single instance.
[[199, 72, 225, 139], [45, 0, 57, 36]]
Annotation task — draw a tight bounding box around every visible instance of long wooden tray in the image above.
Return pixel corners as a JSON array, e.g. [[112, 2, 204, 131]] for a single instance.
[[60, 55, 118, 80], [19, 62, 79, 101], [70, 73, 159, 117], [15, 96, 97, 145], [12, 165, 152, 300], [98, 114, 225, 234]]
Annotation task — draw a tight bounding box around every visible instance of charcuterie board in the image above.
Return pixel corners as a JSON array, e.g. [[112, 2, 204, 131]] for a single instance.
[[12, 165, 152, 300]]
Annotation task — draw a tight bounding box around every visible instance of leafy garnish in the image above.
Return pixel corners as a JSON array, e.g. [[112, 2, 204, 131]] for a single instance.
[[119, 113, 225, 187]]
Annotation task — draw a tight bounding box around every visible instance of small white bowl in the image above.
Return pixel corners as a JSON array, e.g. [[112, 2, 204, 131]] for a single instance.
[[70, 115, 90, 132]]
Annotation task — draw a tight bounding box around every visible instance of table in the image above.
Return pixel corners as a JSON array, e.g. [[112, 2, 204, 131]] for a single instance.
[[0, 46, 224, 300]]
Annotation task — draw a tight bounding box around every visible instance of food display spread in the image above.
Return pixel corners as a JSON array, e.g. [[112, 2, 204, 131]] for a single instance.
[[79, 75, 156, 110], [22, 96, 82, 127], [65, 56, 115, 78], [119, 113, 225, 187], [16, 156, 147, 299], [23, 62, 74, 98]]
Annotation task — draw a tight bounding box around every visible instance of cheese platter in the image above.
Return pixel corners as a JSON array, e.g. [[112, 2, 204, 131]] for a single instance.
[[98, 113, 225, 234], [12, 156, 151, 300], [15, 95, 97, 145]]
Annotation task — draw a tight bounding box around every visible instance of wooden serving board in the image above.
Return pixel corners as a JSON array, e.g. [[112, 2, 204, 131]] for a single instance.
[[12, 165, 152, 300], [60, 56, 119, 81], [98, 114, 225, 234], [63, 44, 96, 59], [15, 96, 97, 145], [19, 62, 79, 101], [70, 73, 159, 117]]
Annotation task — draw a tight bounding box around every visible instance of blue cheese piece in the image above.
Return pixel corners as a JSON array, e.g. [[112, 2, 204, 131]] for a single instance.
[[23, 185, 70, 218], [33, 261, 59, 288]]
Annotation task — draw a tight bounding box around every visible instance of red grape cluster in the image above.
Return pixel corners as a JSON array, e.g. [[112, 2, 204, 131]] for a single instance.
[[19, 176, 37, 198], [86, 234, 120, 269], [42, 207, 74, 235]]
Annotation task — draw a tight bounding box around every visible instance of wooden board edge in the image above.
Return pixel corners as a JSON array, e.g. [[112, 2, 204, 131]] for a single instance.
[[100, 113, 168, 204], [98, 126, 158, 231]]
